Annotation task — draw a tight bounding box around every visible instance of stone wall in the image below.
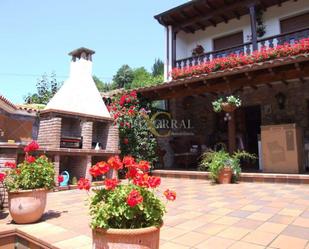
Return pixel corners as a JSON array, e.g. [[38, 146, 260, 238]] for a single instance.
[[81, 121, 93, 149], [104, 123, 119, 152]]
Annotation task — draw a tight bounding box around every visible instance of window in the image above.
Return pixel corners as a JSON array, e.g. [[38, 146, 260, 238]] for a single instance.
[[152, 100, 168, 111], [213, 32, 244, 51], [280, 12, 309, 33]]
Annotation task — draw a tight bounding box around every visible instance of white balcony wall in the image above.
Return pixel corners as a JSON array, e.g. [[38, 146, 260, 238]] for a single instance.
[[174, 0, 309, 61]]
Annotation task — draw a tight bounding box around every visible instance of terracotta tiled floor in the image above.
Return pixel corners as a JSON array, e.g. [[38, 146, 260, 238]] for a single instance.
[[1, 178, 309, 248]]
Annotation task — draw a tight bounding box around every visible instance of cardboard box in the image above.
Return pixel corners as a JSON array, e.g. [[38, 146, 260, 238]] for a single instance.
[[261, 124, 303, 173]]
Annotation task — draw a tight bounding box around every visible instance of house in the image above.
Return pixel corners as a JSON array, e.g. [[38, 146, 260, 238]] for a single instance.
[[137, 0, 309, 174]]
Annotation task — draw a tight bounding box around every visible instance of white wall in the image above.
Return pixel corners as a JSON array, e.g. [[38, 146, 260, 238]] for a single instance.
[[174, 0, 309, 60]]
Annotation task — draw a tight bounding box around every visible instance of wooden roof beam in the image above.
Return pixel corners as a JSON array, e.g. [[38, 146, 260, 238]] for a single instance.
[[233, 11, 241, 20], [281, 79, 289, 85], [208, 19, 217, 27], [220, 15, 228, 23], [299, 77, 305, 84], [244, 72, 252, 80], [266, 83, 273, 88], [178, 0, 260, 29]]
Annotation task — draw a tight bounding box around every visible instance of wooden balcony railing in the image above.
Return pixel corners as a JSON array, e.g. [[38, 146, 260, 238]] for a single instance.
[[175, 27, 309, 69]]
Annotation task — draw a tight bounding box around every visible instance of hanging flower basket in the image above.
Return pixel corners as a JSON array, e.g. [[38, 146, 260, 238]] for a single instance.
[[212, 95, 241, 113], [221, 102, 237, 113], [192, 44, 205, 56]]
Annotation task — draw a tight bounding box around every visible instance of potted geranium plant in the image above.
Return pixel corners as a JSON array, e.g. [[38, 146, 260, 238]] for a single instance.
[[199, 150, 255, 184], [212, 95, 241, 113], [78, 155, 176, 249], [0, 141, 56, 224]]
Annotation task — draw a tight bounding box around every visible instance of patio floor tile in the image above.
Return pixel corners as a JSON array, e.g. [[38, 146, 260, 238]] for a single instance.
[[171, 231, 209, 246], [241, 230, 278, 246], [216, 226, 251, 240], [229, 241, 266, 249], [195, 236, 236, 249], [269, 234, 308, 249]]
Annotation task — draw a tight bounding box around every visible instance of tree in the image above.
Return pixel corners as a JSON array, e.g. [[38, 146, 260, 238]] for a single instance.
[[112, 65, 134, 89], [152, 58, 164, 77], [24, 72, 61, 105], [93, 75, 116, 92], [130, 67, 152, 89]]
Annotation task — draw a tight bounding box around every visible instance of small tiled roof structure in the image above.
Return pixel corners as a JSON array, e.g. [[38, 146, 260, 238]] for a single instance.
[[100, 88, 125, 98], [0, 94, 37, 116]]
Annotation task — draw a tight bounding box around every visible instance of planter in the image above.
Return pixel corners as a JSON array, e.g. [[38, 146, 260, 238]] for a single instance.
[[92, 226, 161, 249], [8, 188, 47, 224], [218, 167, 232, 184], [221, 102, 236, 113]]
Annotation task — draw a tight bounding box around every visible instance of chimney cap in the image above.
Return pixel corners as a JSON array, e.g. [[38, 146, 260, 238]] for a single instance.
[[68, 47, 95, 57]]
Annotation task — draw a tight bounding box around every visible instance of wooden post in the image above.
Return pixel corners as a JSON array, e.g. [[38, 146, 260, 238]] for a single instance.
[[172, 29, 177, 68], [228, 112, 236, 154], [248, 4, 258, 51]]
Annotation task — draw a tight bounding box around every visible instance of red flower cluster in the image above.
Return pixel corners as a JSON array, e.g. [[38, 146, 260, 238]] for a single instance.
[[104, 178, 119, 190], [126, 189, 143, 207], [26, 155, 36, 164], [4, 162, 16, 169], [171, 38, 309, 80], [108, 156, 123, 171], [0, 172, 6, 182], [164, 189, 177, 201], [24, 140, 39, 153], [58, 175, 64, 183], [78, 178, 91, 191], [89, 161, 110, 178]]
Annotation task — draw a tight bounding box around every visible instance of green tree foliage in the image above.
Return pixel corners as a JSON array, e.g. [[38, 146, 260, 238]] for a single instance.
[[152, 58, 164, 77], [24, 72, 61, 105], [93, 75, 116, 92], [112, 65, 134, 89]]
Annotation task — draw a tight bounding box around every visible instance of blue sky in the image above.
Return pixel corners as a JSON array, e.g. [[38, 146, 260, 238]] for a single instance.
[[0, 0, 184, 103]]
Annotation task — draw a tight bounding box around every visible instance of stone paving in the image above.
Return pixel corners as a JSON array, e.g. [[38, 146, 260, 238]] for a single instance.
[[1, 178, 309, 248]]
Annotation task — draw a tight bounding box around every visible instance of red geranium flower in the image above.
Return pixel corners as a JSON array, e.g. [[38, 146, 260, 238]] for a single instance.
[[97, 161, 110, 175], [123, 156, 135, 167], [133, 173, 149, 188], [58, 175, 64, 183], [4, 162, 16, 169], [123, 138, 129, 145], [164, 189, 176, 201], [138, 160, 150, 172], [148, 176, 161, 188], [104, 178, 119, 190], [77, 178, 91, 191], [24, 140, 39, 153], [108, 155, 123, 171], [126, 189, 143, 207], [126, 167, 138, 179], [0, 172, 6, 182], [89, 165, 101, 178], [26, 155, 36, 164]]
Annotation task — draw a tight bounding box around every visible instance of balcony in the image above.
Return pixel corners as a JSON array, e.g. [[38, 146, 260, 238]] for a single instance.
[[175, 28, 309, 69]]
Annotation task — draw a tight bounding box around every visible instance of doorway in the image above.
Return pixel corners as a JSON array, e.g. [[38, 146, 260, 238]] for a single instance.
[[237, 105, 261, 171]]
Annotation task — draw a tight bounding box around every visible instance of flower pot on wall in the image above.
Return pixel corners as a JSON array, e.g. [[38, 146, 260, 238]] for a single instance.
[[218, 167, 232, 184], [92, 226, 161, 249], [221, 103, 236, 113], [8, 188, 47, 224]]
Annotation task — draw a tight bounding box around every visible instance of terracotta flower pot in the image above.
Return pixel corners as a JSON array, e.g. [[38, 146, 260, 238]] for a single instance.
[[92, 226, 161, 249], [218, 167, 232, 184], [8, 188, 47, 224], [221, 102, 236, 113]]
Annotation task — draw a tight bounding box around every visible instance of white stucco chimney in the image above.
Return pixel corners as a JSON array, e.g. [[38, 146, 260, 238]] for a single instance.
[[44, 48, 111, 119]]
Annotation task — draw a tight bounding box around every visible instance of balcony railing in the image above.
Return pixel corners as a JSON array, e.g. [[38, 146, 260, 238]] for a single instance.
[[175, 28, 309, 69]]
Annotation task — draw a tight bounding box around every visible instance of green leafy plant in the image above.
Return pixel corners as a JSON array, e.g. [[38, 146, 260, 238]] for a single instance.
[[199, 150, 256, 183], [1, 141, 55, 192], [78, 155, 176, 229], [212, 95, 241, 112], [108, 91, 158, 165]]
